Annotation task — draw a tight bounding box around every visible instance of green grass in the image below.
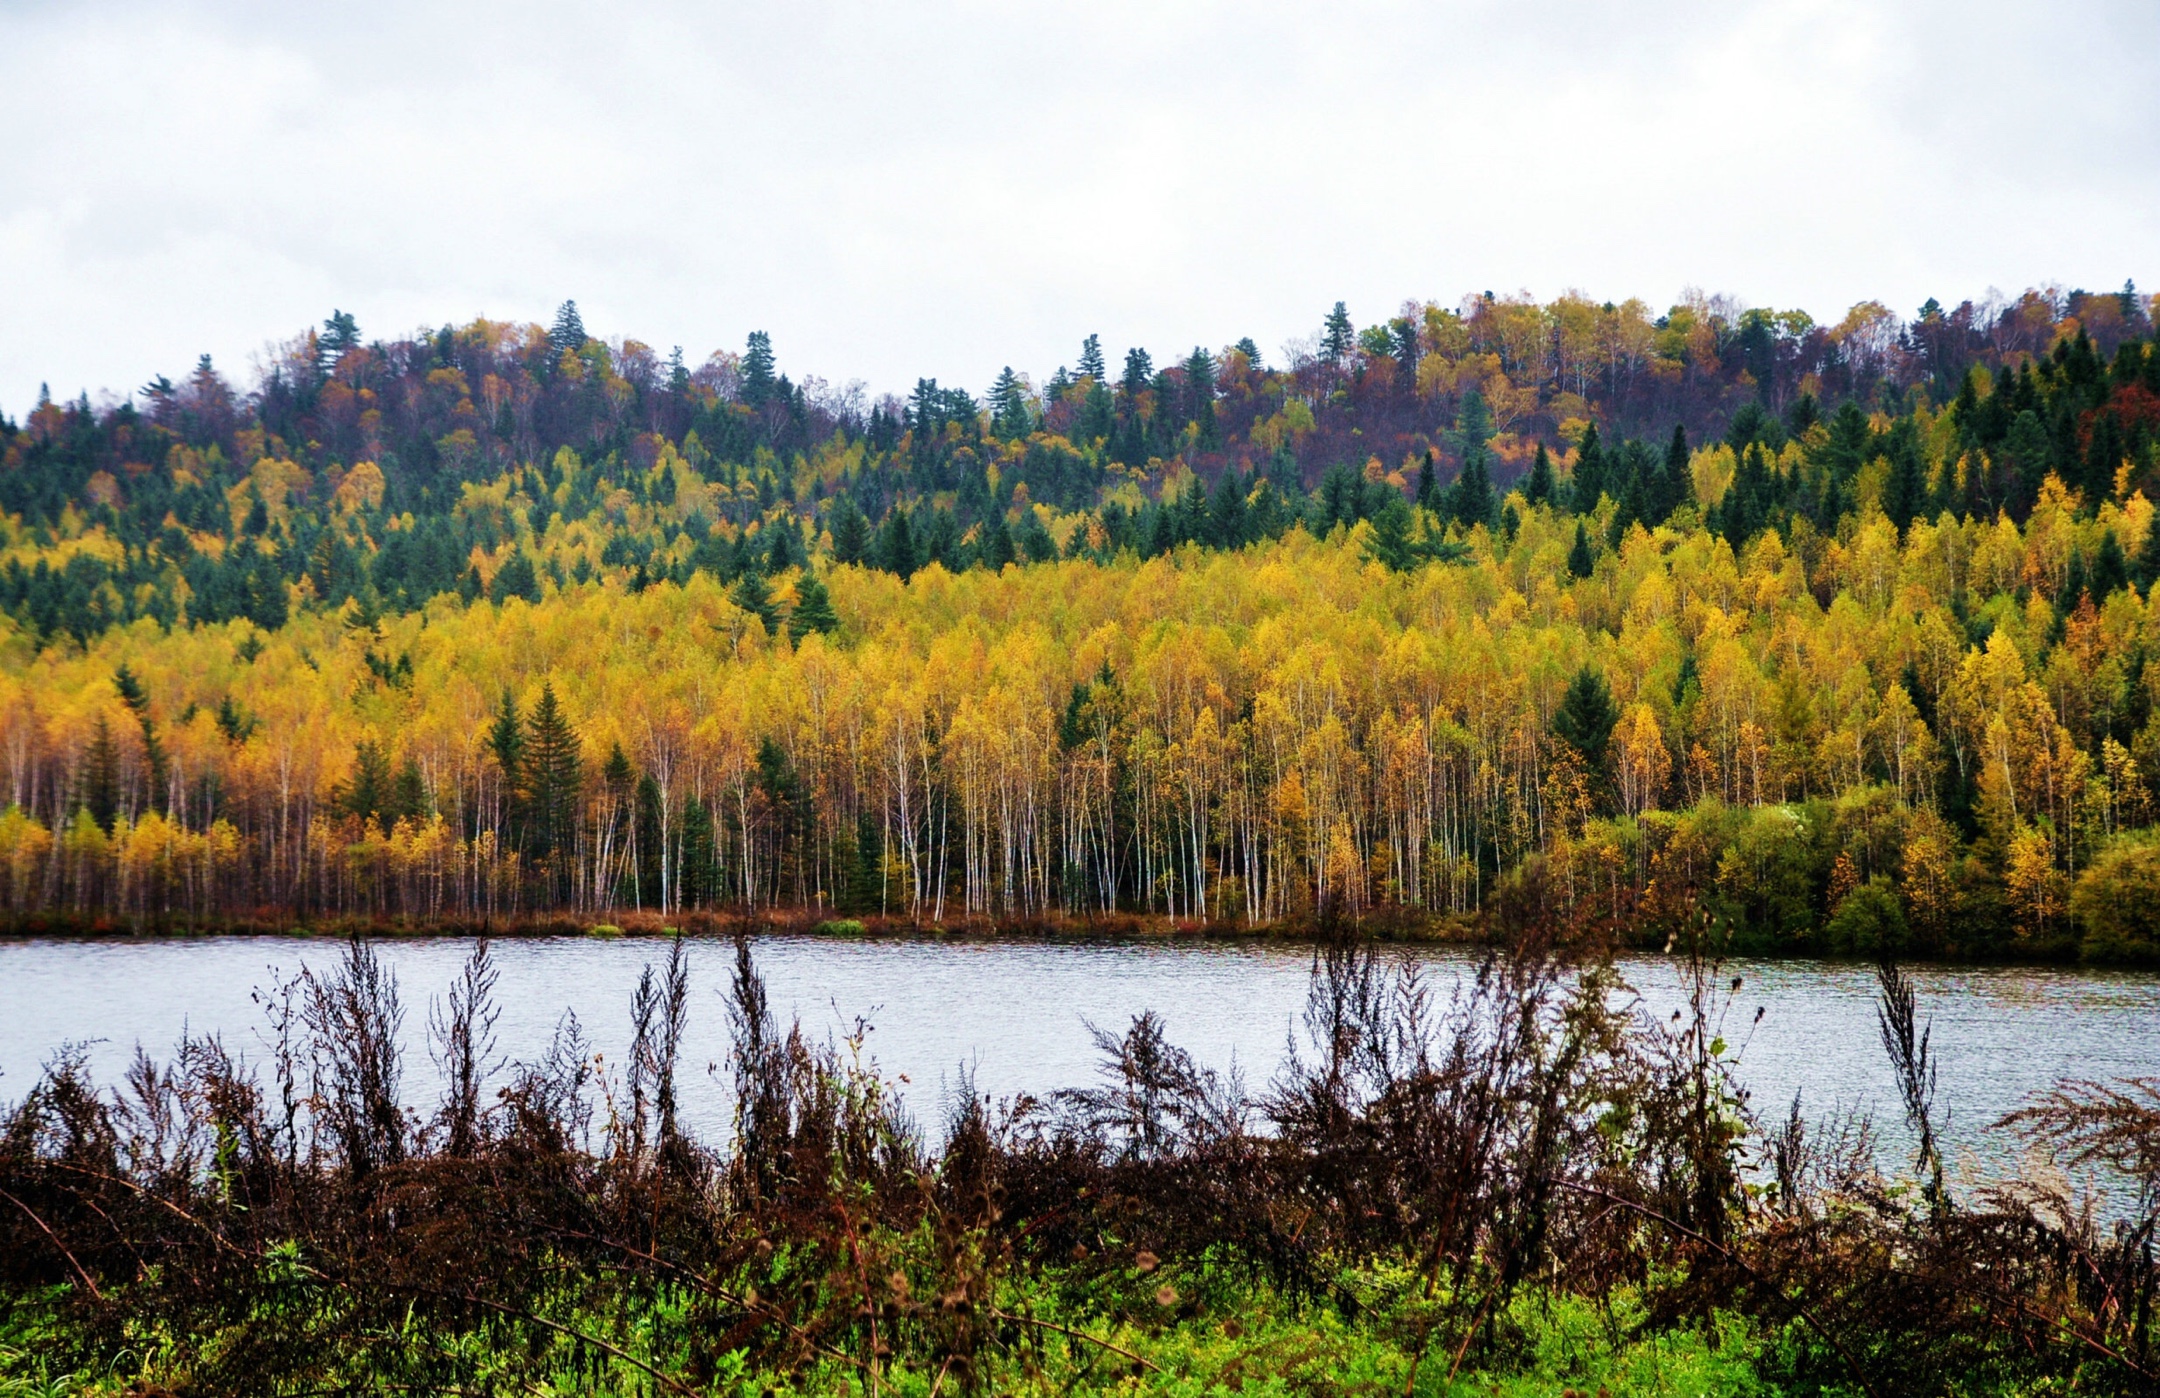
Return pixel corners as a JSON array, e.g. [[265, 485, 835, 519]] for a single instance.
[[0, 1268, 1822, 1398]]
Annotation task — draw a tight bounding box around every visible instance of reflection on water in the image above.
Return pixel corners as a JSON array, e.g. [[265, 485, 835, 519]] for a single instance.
[[4, 934, 2154, 1181]]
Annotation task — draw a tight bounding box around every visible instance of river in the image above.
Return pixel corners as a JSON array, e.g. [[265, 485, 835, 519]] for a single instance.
[[4, 934, 2155, 1184]]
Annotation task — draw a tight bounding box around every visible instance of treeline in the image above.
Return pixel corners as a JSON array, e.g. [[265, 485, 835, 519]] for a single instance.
[[0, 285, 2155, 649], [1, 288, 2159, 957], [2, 470, 2160, 958]]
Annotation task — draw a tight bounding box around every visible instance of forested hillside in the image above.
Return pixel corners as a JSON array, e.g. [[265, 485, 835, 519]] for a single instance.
[[3, 284, 2159, 958]]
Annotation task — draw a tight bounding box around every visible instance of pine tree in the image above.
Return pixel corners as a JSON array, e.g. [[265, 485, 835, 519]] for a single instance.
[[345, 739, 394, 831], [1447, 389, 1497, 530], [1077, 378, 1114, 445], [1321, 302, 1355, 367], [522, 683, 581, 864], [829, 497, 871, 566], [633, 772, 663, 907], [244, 554, 288, 630], [755, 738, 805, 898], [878, 509, 920, 581], [81, 715, 120, 833], [603, 742, 635, 795], [1449, 453, 1495, 531], [1553, 666, 1619, 776], [322, 309, 361, 365], [1571, 423, 1606, 513], [791, 570, 839, 634], [1208, 467, 1247, 549], [394, 757, 428, 824], [1078, 334, 1106, 382], [113, 664, 166, 815], [1416, 451, 1438, 510], [1525, 444, 1555, 507], [1567, 520, 1595, 579], [742, 331, 777, 407], [490, 552, 541, 604], [1367, 497, 1416, 572], [548, 300, 586, 355], [763, 520, 800, 575], [1883, 437, 1926, 535], [488, 689, 525, 842], [2091, 530, 2130, 600], [1183, 347, 1218, 441], [1662, 424, 1694, 519], [990, 366, 1032, 441], [2134, 522, 2160, 593], [978, 514, 1016, 571], [678, 794, 718, 907], [1119, 347, 1154, 400], [1017, 509, 1058, 564], [730, 570, 777, 630]]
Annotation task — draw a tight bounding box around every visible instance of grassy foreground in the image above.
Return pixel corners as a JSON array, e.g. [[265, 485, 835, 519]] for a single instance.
[[2, 1273, 1783, 1397], [2, 929, 2152, 1396]]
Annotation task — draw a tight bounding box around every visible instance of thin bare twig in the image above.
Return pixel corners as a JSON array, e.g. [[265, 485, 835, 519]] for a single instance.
[[990, 1308, 1159, 1374], [0, 1185, 104, 1301]]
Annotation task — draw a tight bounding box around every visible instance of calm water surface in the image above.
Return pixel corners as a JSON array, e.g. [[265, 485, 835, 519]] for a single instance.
[[3, 935, 2155, 1181]]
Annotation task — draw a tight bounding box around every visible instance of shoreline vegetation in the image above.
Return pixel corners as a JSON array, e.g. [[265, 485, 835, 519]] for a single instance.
[[4, 904, 2160, 974], [4, 926, 2156, 1395]]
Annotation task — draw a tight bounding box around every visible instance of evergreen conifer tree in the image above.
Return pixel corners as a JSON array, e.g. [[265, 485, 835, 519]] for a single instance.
[[1321, 302, 1355, 367], [878, 509, 920, 581], [791, 570, 839, 635], [1525, 443, 1555, 507], [1077, 378, 1115, 445], [978, 515, 1016, 571], [548, 300, 586, 355], [2091, 530, 2130, 600], [1553, 665, 1619, 778], [633, 772, 663, 907], [829, 497, 871, 566], [394, 757, 428, 824], [741, 331, 777, 407], [1367, 497, 1416, 572], [990, 366, 1032, 440], [1447, 390, 1497, 529], [1567, 520, 1595, 579], [764, 521, 800, 575], [489, 552, 541, 604], [82, 714, 120, 833], [345, 738, 393, 831], [1208, 467, 1247, 548], [113, 664, 166, 815], [678, 795, 718, 907], [1571, 423, 1606, 513], [730, 570, 777, 630], [2134, 522, 2160, 593], [488, 689, 524, 843], [322, 309, 361, 363], [1018, 508, 1058, 564], [523, 683, 581, 864], [1663, 424, 1694, 519]]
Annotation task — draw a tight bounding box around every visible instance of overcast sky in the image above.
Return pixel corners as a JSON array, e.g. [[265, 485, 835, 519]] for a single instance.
[[3, 0, 2155, 419]]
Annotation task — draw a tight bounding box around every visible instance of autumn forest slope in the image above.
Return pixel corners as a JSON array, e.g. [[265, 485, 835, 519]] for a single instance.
[[2, 284, 2159, 958]]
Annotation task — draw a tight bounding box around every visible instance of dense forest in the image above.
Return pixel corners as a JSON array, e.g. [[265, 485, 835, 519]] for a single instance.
[[3, 283, 2160, 958]]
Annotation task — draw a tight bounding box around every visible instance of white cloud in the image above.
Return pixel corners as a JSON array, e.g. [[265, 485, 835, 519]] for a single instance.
[[2, 0, 2153, 417]]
